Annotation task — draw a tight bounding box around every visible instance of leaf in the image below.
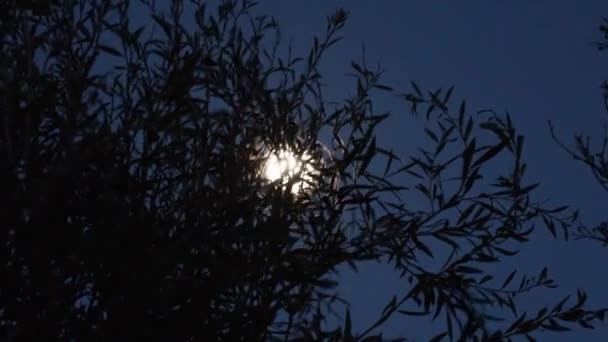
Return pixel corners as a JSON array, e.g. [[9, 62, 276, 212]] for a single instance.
[[351, 61, 364, 74], [429, 331, 447, 342], [373, 84, 394, 91], [502, 269, 517, 289], [425, 128, 438, 142], [380, 148, 397, 177], [426, 104, 436, 119], [412, 236, 434, 258], [494, 246, 518, 256], [344, 308, 352, 337], [560, 309, 584, 321], [464, 167, 479, 193], [78, 22, 91, 40], [130, 26, 145, 44], [398, 310, 429, 316], [547, 205, 568, 213], [446, 312, 453, 340], [506, 312, 527, 333], [507, 295, 518, 317], [525, 334, 537, 342], [98, 44, 122, 57], [478, 274, 493, 285], [472, 141, 507, 168], [536, 307, 548, 319], [432, 231, 460, 250], [457, 204, 476, 224], [434, 133, 451, 156], [461, 138, 476, 185], [464, 117, 473, 141], [433, 296, 444, 320], [516, 134, 524, 160], [443, 86, 454, 104], [545, 319, 570, 331], [519, 274, 528, 291], [151, 14, 173, 38], [455, 265, 482, 274], [382, 296, 397, 316], [416, 184, 430, 198], [359, 137, 376, 175], [552, 295, 571, 313], [326, 36, 344, 49], [458, 101, 466, 127], [411, 81, 422, 96], [542, 215, 557, 238], [357, 78, 366, 97]]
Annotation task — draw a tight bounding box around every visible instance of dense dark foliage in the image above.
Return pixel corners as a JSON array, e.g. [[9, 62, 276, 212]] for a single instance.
[[1, 1, 606, 340]]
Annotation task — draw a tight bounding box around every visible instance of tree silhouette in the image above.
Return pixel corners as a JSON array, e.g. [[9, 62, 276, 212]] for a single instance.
[[1, 1, 606, 340], [550, 17, 608, 247]]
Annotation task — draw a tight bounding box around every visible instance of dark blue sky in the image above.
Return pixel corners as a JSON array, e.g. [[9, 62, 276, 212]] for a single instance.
[[250, 1, 608, 340]]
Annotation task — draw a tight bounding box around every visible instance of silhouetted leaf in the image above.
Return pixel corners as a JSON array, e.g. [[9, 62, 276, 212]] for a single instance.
[[98, 44, 122, 57], [429, 332, 447, 342], [502, 270, 517, 289]]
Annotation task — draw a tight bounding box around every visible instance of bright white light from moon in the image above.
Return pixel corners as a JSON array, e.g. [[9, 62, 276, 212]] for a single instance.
[[263, 148, 317, 194]]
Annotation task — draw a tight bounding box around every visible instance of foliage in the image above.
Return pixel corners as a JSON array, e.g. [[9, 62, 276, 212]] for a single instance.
[[550, 17, 608, 246], [1, 0, 605, 340]]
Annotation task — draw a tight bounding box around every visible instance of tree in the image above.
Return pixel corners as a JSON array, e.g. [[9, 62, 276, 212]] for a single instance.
[[1, 0, 606, 340], [550, 17, 608, 247]]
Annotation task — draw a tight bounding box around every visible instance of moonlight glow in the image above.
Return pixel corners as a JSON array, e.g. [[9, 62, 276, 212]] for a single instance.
[[263, 148, 317, 194]]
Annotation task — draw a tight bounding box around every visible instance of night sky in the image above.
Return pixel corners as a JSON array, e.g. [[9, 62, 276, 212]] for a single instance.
[[249, 1, 608, 340]]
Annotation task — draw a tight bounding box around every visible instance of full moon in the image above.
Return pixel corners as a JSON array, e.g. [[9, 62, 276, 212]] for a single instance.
[[263, 148, 316, 194]]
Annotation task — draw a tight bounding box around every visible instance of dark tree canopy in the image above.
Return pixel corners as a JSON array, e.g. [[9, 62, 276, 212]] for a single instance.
[[1, 1, 606, 341]]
